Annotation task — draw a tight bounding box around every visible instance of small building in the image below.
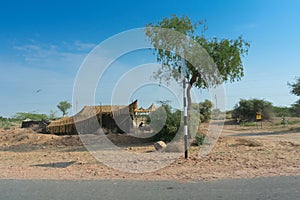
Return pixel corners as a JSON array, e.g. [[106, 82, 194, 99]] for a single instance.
[[46, 100, 151, 135]]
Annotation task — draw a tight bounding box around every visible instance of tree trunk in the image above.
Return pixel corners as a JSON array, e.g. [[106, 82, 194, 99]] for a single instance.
[[187, 84, 192, 113], [187, 73, 197, 112]]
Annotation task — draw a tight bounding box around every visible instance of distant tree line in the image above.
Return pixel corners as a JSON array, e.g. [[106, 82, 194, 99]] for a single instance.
[[230, 78, 300, 121], [231, 98, 300, 122]]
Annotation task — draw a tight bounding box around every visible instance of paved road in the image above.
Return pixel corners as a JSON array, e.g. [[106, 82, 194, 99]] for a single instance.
[[0, 176, 299, 200]]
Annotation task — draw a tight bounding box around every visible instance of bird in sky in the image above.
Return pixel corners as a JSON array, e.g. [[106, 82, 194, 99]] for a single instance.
[[36, 89, 42, 94]]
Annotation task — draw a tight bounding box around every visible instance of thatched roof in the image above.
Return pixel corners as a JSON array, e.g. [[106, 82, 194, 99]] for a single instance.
[[47, 100, 139, 128], [134, 103, 156, 113], [47, 116, 74, 127]]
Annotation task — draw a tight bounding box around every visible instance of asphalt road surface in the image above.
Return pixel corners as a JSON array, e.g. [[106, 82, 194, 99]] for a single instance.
[[0, 176, 299, 200]]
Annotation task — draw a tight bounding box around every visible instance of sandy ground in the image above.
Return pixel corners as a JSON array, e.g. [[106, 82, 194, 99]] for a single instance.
[[0, 122, 299, 182]]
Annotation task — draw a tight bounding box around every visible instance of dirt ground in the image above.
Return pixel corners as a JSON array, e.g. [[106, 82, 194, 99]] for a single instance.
[[0, 120, 299, 182]]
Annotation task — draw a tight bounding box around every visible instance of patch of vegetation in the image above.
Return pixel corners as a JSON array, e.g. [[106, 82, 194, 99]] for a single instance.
[[243, 122, 257, 127], [287, 120, 300, 125], [191, 100, 213, 123], [274, 122, 281, 126], [232, 98, 273, 121], [57, 101, 72, 117], [0, 116, 19, 129], [195, 134, 206, 146], [148, 104, 182, 142], [288, 77, 300, 117], [273, 106, 293, 117], [148, 101, 205, 143], [13, 112, 49, 121]]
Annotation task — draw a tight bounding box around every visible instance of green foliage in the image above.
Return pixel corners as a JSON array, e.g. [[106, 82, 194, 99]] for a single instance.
[[145, 15, 250, 110], [288, 77, 300, 117], [243, 122, 257, 127], [232, 99, 273, 121], [290, 100, 300, 117], [57, 101, 72, 116], [273, 104, 300, 118], [0, 117, 15, 129], [148, 100, 212, 142], [148, 104, 182, 142], [288, 77, 300, 96], [273, 106, 293, 117], [13, 112, 48, 121], [195, 134, 206, 146], [287, 120, 300, 125], [192, 99, 213, 122]]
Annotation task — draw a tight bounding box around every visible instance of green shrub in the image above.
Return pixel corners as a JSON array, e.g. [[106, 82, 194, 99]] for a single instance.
[[243, 122, 256, 127], [195, 134, 206, 146], [275, 122, 281, 126], [148, 104, 181, 142], [192, 100, 213, 123], [287, 120, 300, 125], [0, 118, 15, 129]]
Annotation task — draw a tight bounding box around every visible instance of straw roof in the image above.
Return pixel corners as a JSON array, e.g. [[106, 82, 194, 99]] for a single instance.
[[47, 116, 74, 127], [47, 100, 139, 128], [134, 103, 156, 113]]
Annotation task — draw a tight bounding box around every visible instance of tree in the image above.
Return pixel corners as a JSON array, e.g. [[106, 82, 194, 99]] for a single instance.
[[232, 99, 273, 121], [57, 101, 72, 117], [288, 77, 300, 117], [290, 100, 300, 117], [273, 106, 292, 117], [13, 112, 48, 121], [145, 15, 250, 112], [288, 77, 300, 96], [191, 99, 213, 122]]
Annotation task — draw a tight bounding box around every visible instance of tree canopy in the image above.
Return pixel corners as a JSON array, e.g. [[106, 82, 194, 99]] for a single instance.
[[288, 77, 300, 117], [232, 99, 273, 121], [57, 101, 72, 117], [13, 112, 48, 121], [288, 77, 300, 96], [145, 15, 250, 110]]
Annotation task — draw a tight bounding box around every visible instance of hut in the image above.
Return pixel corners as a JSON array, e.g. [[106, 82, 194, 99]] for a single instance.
[[46, 100, 138, 135]]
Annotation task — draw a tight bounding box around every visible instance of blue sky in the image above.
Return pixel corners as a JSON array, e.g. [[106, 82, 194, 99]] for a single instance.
[[1, 0, 300, 117]]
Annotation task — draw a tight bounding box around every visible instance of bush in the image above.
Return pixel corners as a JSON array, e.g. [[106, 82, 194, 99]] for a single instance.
[[243, 122, 256, 127], [290, 100, 300, 117], [0, 118, 17, 129], [148, 100, 209, 143], [148, 104, 182, 142], [273, 106, 293, 117], [287, 120, 300, 125], [195, 134, 206, 146], [192, 100, 213, 123]]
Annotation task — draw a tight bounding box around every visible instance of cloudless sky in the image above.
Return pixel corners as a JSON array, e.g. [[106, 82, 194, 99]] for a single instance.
[[1, 0, 300, 117]]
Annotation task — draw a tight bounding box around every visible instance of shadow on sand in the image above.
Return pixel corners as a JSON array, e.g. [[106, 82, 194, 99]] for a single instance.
[[31, 161, 76, 168]]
